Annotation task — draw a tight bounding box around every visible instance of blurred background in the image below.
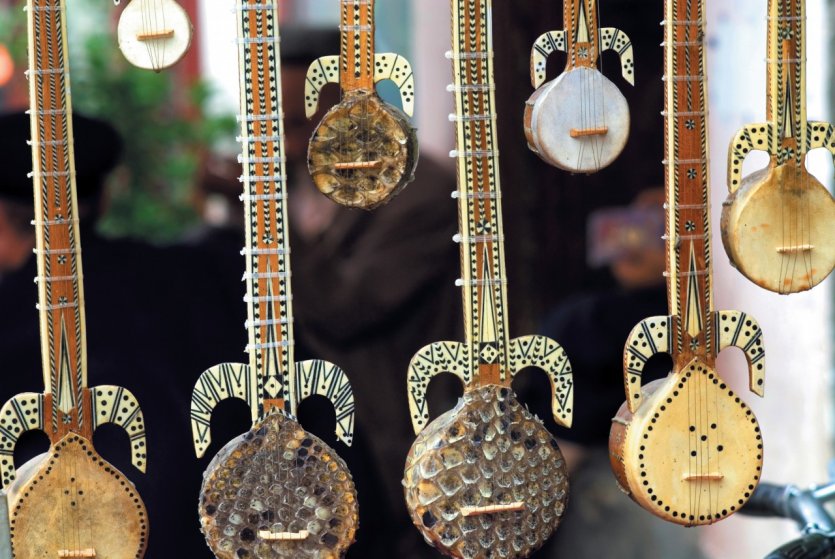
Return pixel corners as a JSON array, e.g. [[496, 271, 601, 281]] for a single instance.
[[0, 0, 832, 557]]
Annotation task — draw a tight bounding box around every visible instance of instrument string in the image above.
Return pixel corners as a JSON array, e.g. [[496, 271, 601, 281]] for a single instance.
[[593, 0, 604, 170]]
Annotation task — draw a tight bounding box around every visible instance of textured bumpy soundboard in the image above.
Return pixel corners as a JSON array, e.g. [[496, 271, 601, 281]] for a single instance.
[[305, 0, 418, 209], [190, 0, 358, 556]]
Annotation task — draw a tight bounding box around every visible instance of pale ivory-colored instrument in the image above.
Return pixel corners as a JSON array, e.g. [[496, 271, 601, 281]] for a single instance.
[[117, 0, 193, 71], [721, 0, 835, 294], [524, 0, 634, 174], [305, 0, 418, 210], [609, 0, 767, 527], [402, 2, 574, 556], [0, 0, 149, 555], [189, 0, 358, 556]]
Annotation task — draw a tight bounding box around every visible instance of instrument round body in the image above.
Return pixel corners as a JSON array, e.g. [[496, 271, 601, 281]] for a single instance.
[[7, 433, 148, 558], [199, 412, 358, 559], [403, 385, 568, 559], [609, 364, 763, 526], [524, 67, 630, 174], [117, 0, 193, 71], [721, 163, 835, 294], [307, 91, 418, 210]]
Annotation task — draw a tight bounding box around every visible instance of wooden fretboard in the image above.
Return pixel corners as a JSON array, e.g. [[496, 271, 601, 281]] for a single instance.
[[767, 0, 808, 164], [450, 0, 512, 386], [563, 0, 600, 69], [27, 0, 90, 440], [236, 0, 295, 417], [339, 0, 375, 91], [663, 0, 715, 366]]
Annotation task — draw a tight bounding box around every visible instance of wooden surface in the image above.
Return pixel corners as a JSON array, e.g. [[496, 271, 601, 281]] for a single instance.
[[117, 0, 193, 71], [7, 435, 148, 559], [721, 0, 835, 294], [608, 0, 767, 527], [0, 6, 148, 553], [189, 0, 355, 446]]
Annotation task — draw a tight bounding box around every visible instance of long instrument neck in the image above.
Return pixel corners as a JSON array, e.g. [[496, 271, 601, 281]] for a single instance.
[[664, 0, 715, 366], [450, 0, 511, 387], [28, 0, 91, 440], [236, 0, 294, 417], [563, 0, 600, 69], [767, 0, 808, 161], [339, 0, 375, 92]]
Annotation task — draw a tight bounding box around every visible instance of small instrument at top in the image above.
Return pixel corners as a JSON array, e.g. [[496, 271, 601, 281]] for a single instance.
[[190, 0, 358, 556], [305, 0, 418, 210], [721, 0, 835, 294], [402, 2, 574, 557], [117, 0, 193, 71], [1, 0, 149, 555], [524, 0, 634, 174], [609, 0, 767, 527]]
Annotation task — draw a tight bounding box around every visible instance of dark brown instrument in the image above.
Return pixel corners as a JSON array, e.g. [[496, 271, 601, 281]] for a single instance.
[[721, 0, 835, 294], [190, 1, 359, 556], [305, 0, 418, 210], [402, 1, 574, 557], [0, 0, 149, 555], [608, 0, 767, 527]]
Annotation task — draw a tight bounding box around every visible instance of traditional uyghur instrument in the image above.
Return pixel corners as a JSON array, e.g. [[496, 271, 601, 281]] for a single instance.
[[721, 0, 835, 294], [524, 0, 634, 174], [402, 2, 574, 556], [609, 0, 767, 527], [305, 0, 418, 210], [116, 0, 193, 71], [0, 0, 149, 555], [190, 0, 358, 556]]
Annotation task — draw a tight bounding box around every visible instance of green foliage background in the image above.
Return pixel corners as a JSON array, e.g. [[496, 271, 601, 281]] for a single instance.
[[0, 0, 235, 242]]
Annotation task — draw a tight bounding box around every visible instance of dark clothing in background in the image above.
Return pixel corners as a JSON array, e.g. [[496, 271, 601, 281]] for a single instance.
[[535, 285, 670, 445], [290, 157, 460, 558], [0, 227, 247, 559]]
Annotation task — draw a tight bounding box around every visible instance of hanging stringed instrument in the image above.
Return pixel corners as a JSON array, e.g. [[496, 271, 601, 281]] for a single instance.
[[524, 0, 634, 174], [402, 2, 574, 556], [721, 0, 835, 294], [117, 0, 193, 71], [0, 0, 149, 555], [608, 0, 767, 527], [190, 0, 358, 556], [305, 0, 418, 210]]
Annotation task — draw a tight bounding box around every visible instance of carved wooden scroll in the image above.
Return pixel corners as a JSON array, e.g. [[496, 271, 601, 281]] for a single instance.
[[305, 0, 418, 209], [608, 0, 766, 527], [524, 0, 635, 173], [190, 1, 358, 556], [721, 0, 835, 293], [402, 2, 574, 557], [0, 0, 149, 555]]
